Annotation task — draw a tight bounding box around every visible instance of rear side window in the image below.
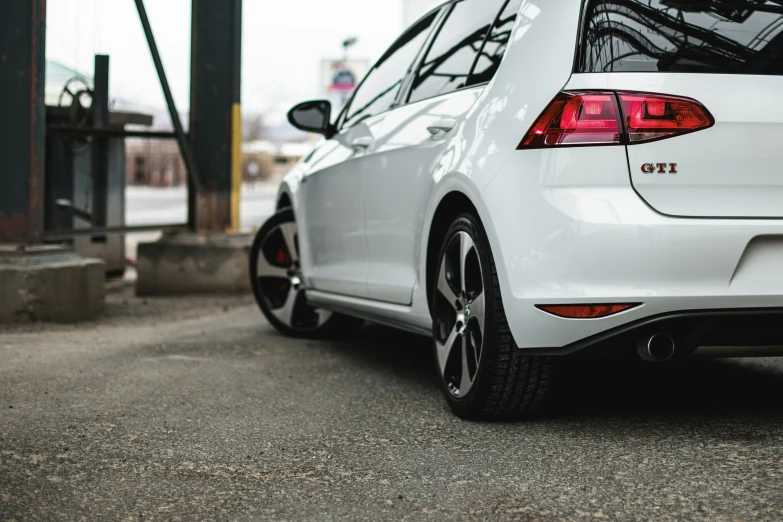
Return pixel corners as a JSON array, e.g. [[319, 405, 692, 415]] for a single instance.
[[408, 0, 507, 104], [578, 0, 783, 75], [470, 0, 524, 85]]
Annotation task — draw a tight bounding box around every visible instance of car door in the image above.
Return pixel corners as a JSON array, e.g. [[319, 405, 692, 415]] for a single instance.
[[299, 10, 441, 298], [299, 122, 377, 298], [363, 0, 520, 304]]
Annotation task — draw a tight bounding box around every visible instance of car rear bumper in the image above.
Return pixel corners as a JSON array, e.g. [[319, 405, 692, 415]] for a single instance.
[[522, 308, 783, 357], [480, 147, 783, 349]]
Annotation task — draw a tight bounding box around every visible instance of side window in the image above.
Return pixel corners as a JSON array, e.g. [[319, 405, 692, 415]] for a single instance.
[[343, 12, 437, 128], [468, 0, 522, 85], [408, 0, 506, 104]]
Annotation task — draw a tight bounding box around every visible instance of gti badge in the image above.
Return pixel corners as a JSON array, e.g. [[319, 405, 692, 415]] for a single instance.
[[642, 163, 678, 174]]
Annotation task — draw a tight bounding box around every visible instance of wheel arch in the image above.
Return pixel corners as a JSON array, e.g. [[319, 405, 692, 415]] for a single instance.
[[276, 191, 292, 211], [425, 191, 480, 314]]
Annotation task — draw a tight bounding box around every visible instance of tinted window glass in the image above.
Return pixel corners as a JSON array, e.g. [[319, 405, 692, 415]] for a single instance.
[[343, 12, 437, 127], [579, 0, 783, 75], [408, 0, 506, 104], [469, 0, 523, 85]]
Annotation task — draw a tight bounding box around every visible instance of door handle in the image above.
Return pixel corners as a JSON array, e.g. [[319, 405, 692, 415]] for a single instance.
[[351, 136, 373, 150], [427, 119, 456, 136]]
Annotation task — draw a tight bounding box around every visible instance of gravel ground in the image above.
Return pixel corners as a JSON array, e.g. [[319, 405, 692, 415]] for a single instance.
[[1, 286, 783, 521]]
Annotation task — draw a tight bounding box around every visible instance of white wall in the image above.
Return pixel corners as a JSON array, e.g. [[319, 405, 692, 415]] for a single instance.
[[403, 0, 439, 25]]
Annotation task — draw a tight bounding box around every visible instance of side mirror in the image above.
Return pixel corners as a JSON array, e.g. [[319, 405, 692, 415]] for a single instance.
[[287, 100, 335, 138]]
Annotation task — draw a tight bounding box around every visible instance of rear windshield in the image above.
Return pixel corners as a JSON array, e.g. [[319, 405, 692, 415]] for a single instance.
[[577, 0, 783, 75]]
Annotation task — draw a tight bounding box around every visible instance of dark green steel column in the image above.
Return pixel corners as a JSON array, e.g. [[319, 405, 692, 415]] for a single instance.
[[189, 0, 242, 232], [0, 0, 46, 244]]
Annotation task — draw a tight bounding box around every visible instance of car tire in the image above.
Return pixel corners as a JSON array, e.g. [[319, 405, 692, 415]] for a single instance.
[[431, 213, 554, 420], [250, 208, 362, 338]]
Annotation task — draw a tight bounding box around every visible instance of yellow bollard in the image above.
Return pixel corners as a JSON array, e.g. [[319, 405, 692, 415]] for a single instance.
[[230, 102, 242, 233]]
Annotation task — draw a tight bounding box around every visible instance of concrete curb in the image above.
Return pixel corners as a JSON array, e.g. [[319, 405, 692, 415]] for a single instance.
[[136, 233, 253, 296], [0, 246, 105, 323]]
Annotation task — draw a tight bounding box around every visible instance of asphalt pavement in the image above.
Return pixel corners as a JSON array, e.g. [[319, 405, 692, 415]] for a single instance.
[[1, 285, 782, 521]]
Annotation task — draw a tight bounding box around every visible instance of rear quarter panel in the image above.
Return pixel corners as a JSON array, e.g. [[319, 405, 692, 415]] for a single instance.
[[566, 73, 783, 218], [412, 0, 584, 324]]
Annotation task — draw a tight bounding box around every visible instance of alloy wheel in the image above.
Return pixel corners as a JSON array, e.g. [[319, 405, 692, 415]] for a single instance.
[[254, 221, 331, 331], [433, 231, 486, 398]]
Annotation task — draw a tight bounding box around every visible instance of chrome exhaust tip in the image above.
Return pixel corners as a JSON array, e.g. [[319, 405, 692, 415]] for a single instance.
[[638, 333, 676, 363]]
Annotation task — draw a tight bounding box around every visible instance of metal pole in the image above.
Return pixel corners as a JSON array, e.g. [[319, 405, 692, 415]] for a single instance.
[[43, 223, 188, 241], [91, 55, 109, 239], [0, 0, 46, 244], [134, 0, 201, 194], [190, 0, 242, 232], [230, 0, 243, 232]]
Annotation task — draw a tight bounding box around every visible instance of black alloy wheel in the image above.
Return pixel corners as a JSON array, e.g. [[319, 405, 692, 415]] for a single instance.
[[432, 213, 554, 420], [250, 208, 361, 337]]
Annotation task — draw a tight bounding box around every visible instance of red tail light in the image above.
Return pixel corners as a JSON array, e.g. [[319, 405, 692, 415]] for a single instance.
[[520, 92, 622, 148], [519, 91, 713, 149], [620, 94, 714, 143]]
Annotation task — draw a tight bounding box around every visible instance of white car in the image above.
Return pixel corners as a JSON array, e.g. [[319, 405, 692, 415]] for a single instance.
[[250, 0, 783, 419]]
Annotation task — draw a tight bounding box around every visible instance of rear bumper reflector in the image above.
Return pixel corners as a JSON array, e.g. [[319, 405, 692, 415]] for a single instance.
[[536, 303, 641, 319]]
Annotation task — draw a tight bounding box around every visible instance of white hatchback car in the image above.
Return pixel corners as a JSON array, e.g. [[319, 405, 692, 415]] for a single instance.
[[250, 0, 783, 419]]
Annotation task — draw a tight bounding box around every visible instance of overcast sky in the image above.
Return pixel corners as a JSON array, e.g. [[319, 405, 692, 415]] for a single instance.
[[45, 0, 410, 125]]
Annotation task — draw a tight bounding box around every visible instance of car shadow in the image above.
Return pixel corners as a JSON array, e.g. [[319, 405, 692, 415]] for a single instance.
[[547, 356, 783, 420], [321, 322, 438, 392], [326, 323, 783, 421]]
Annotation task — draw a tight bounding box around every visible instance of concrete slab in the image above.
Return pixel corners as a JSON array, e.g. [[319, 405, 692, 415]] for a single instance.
[[0, 245, 105, 323], [135, 233, 252, 296]]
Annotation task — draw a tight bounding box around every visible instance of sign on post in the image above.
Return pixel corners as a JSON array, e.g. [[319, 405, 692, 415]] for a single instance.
[[321, 59, 369, 109]]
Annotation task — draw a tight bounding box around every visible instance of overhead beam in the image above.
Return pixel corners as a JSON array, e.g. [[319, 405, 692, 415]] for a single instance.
[[0, 0, 47, 244]]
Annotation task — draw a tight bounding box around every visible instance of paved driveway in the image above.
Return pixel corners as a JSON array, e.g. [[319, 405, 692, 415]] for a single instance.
[[1, 288, 782, 520]]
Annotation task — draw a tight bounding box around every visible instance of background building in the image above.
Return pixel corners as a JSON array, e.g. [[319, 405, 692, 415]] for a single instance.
[[125, 138, 314, 188]]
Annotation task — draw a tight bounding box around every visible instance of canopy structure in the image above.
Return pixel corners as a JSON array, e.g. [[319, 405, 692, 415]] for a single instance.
[[0, 0, 243, 244]]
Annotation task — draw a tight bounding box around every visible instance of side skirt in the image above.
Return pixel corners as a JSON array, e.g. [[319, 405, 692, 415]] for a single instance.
[[306, 290, 433, 338]]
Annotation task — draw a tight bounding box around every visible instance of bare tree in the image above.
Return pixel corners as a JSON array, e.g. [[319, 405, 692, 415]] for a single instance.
[[243, 113, 265, 142]]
